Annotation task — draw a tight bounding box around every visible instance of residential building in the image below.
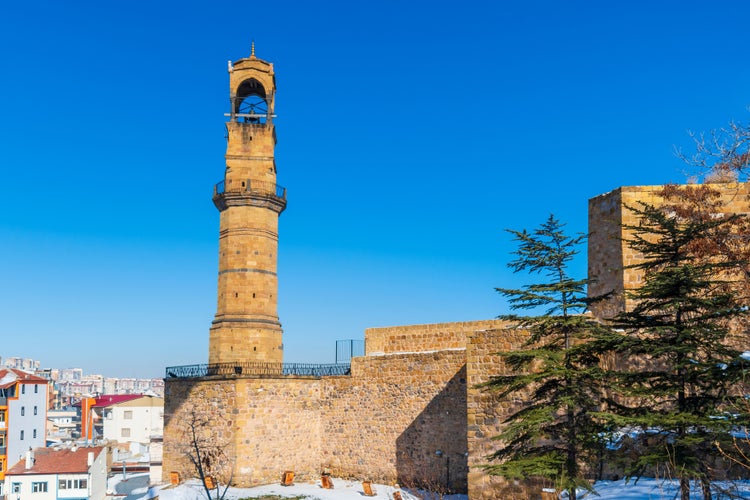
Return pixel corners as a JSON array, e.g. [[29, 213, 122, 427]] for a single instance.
[[2, 446, 107, 500], [81, 395, 163, 446], [47, 410, 77, 443], [59, 370, 82, 383], [0, 359, 40, 373], [0, 369, 48, 480]]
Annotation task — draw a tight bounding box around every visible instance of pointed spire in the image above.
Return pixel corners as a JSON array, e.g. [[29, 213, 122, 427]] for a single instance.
[[250, 41, 256, 58]]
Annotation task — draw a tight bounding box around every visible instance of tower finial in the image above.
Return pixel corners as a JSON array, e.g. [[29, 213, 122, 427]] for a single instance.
[[251, 40, 255, 58]]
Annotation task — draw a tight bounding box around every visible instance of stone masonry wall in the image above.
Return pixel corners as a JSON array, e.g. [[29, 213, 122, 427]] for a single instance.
[[587, 187, 625, 319], [365, 321, 505, 356], [589, 182, 750, 318], [321, 349, 468, 490], [164, 376, 323, 486], [466, 326, 535, 500], [163, 378, 240, 483], [231, 377, 323, 483], [164, 319, 521, 494]]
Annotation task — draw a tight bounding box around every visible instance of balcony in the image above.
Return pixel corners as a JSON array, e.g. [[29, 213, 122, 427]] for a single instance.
[[212, 179, 287, 213]]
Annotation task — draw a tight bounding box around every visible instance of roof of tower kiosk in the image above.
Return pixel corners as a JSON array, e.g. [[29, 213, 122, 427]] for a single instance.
[[233, 54, 273, 71]]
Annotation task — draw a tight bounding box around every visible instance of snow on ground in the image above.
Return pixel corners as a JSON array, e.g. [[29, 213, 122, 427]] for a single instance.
[[155, 478, 436, 500], [572, 479, 750, 499], [111, 473, 750, 500]]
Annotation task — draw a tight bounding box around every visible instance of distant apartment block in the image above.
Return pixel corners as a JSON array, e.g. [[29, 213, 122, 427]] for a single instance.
[[60, 369, 83, 382], [2, 360, 164, 408], [0, 369, 48, 480], [57, 378, 164, 404], [0, 358, 40, 373]]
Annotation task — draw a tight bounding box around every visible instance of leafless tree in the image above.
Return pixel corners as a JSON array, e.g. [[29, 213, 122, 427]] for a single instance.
[[176, 406, 234, 500], [669, 117, 750, 495], [677, 119, 750, 183]]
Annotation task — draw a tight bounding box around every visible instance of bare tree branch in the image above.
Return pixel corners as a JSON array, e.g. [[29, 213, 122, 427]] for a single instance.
[[676, 120, 750, 183]]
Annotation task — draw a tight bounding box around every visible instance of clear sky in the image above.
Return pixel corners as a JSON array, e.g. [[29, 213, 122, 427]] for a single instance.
[[1, 1, 749, 378]]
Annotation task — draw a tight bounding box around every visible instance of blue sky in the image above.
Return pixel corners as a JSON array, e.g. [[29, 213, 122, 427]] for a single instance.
[[2, 1, 750, 378]]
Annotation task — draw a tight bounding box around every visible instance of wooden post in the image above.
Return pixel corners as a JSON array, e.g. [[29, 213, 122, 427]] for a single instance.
[[541, 488, 558, 500], [321, 475, 334, 489], [362, 481, 376, 496], [281, 471, 294, 486]]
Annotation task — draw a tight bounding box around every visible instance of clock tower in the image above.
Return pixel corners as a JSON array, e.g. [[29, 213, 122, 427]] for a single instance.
[[209, 45, 286, 364]]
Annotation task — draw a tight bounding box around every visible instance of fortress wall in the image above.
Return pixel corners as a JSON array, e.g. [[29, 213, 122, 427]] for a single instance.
[[163, 378, 240, 483], [320, 349, 469, 490], [163, 320, 521, 493], [365, 320, 506, 356], [587, 187, 626, 319], [231, 377, 323, 484], [164, 376, 323, 487], [589, 183, 750, 319], [466, 327, 534, 500]]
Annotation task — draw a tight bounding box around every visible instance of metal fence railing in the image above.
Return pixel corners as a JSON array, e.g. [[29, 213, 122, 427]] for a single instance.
[[213, 179, 286, 200], [165, 361, 351, 379], [336, 339, 365, 364]]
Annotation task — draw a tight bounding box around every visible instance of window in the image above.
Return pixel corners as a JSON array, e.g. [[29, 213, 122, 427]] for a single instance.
[[121, 428, 131, 438], [21, 385, 25, 395], [21, 406, 25, 416], [20, 430, 24, 440], [32, 481, 48, 493], [124, 410, 133, 420], [34, 384, 38, 394], [0, 434, 5, 446], [59, 479, 87, 490], [12, 482, 20, 493], [34, 406, 37, 415], [33, 429, 37, 438]]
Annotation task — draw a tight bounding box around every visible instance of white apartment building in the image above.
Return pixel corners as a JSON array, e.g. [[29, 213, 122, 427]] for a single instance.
[[102, 396, 163, 445], [2, 446, 107, 500], [87, 395, 163, 446], [0, 369, 48, 480], [47, 410, 77, 442]]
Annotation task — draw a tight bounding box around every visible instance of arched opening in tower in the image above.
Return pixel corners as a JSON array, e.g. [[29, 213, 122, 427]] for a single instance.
[[234, 78, 268, 124]]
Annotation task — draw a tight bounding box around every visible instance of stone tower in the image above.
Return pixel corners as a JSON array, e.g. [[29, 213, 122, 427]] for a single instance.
[[209, 46, 286, 364]]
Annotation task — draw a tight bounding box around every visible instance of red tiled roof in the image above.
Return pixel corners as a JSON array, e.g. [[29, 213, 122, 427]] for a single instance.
[[6, 447, 104, 476], [0, 368, 48, 389], [92, 394, 145, 407]]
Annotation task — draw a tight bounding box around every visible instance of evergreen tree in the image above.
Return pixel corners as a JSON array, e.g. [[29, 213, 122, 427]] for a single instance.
[[484, 215, 611, 500], [606, 201, 749, 500]]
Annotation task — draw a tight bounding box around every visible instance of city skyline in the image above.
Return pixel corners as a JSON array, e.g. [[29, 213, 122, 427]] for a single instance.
[[2, 1, 750, 377]]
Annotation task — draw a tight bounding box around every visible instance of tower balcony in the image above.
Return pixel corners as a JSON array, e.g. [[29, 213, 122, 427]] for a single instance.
[[212, 178, 287, 213]]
